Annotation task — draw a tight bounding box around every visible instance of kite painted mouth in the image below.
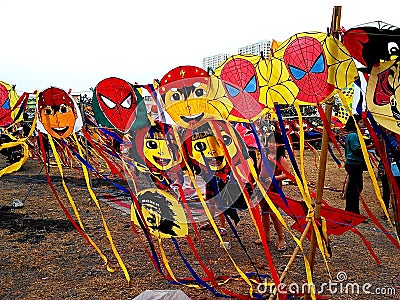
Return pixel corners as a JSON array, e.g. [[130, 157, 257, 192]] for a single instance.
[[180, 113, 204, 124], [153, 156, 171, 167], [51, 126, 69, 136], [205, 156, 224, 167]]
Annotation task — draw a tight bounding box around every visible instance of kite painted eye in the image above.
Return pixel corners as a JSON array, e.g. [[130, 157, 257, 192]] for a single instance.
[[225, 83, 240, 97], [289, 65, 306, 80], [388, 42, 399, 56], [310, 54, 325, 73], [121, 94, 132, 109], [1, 98, 10, 109], [194, 88, 206, 98], [59, 104, 70, 114], [170, 92, 183, 101], [146, 140, 158, 149], [194, 141, 207, 152], [44, 106, 54, 115], [222, 134, 232, 146], [100, 95, 117, 109], [244, 76, 257, 93]]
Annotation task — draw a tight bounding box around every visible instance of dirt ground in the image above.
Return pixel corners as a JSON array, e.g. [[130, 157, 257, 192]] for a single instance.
[[0, 148, 399, 300]]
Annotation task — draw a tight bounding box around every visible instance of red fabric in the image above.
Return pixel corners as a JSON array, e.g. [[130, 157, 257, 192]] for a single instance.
[[267, 192, 366, 237]]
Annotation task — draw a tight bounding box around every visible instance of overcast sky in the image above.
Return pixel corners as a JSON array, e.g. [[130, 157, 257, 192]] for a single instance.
[[1, 0, 398, 94]]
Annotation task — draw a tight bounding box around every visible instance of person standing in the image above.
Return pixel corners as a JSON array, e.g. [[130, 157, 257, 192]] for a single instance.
[[344, 115, 373, 214], [255, 132, 289, 251]]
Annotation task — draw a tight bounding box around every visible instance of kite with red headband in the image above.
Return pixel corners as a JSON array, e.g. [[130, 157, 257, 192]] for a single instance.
[[154, 65, 232, 128], [36, 87, 82, 139]]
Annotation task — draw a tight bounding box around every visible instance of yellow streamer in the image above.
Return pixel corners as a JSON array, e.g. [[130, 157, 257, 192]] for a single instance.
[[47, 135, 112, 271], [72, 133, 130, 283]]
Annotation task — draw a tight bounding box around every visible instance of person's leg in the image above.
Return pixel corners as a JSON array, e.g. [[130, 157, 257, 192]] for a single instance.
[[255, 198, 271, 244], [345, 164, 362, 214], [381, 174, 390, 210], [270, 210, 286, 250], [218, 213, 227, 236]]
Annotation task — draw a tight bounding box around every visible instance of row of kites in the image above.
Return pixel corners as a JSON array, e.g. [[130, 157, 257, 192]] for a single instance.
[[1, 23, 400, 299]]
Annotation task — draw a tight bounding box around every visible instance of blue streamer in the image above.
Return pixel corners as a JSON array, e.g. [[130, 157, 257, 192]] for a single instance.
[[171, 238, 229, 298], [327, 144, 342, 167], [275, 105, 303, 184]]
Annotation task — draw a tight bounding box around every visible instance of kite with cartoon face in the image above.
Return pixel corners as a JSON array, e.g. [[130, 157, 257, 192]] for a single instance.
[[37, 87, 82, 139], [268, 32, 358, 105], [183, 120, 249, 179], [216, 55, 267, 122], [343, 21, 400, 75], [367, 59, 400, 133], [156, 66, 232, 128], [93, 77, 148, 133], [131, 121, 183, 190], [131, 189, 188, 238]]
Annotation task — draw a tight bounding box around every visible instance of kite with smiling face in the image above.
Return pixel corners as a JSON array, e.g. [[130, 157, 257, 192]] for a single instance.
[[37, 87, 82, 139], [130, 121, 183, 190], [155, 66, 232, 129]]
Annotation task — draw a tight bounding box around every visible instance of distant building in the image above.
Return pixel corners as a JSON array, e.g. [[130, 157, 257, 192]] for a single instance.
[[202, 53, 231, 72], [202, 39, 272, 72], [238, 40, 271, 58]]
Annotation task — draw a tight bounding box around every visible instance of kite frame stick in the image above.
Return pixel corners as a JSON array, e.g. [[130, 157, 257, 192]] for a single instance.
[[268, 220, 312, 300], [21, 164, 45, 205], [304, 6, 342, 300]]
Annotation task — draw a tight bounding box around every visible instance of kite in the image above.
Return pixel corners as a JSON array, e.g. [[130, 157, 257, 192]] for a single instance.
[[92, 77, 149, 133], [130, 120, 184, 192], [131, 188, 188, 238], [213, 54, 270, 122], [0, 81, 20, 127], [36, 87, 83, 139], [154, 65, 233, 129], [342, 21, 400, 112], [343, 21, 400, 75], [267, 31, 358, 105], [366, 59, 400, 134]]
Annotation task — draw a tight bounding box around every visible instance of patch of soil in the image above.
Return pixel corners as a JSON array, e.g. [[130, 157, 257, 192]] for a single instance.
[[0, 151, 399, 299]]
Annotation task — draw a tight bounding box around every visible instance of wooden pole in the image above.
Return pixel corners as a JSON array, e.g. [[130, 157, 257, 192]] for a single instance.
[[304, 6, 342, 300]]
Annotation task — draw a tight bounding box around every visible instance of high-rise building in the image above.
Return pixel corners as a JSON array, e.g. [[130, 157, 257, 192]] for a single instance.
[[202, 39, 272, 72], [202, 53, 231, 72], [238, 40, 271, 58]]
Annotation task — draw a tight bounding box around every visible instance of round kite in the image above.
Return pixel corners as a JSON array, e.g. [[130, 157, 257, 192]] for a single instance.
[[36, 87, 83, 139], [213, 54, 270, 122], [92, 77, 148, 133], [155, 65, 232, 129], [267, 31, 358, 105]]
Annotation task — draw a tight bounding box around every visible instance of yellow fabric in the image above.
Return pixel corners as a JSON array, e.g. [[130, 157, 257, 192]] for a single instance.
[[171, 126, 256, 296], [72, 133, 130, 282], [47, 135, 113, 272], [0, 140, 28, 176], [339, 93, 398, 242]]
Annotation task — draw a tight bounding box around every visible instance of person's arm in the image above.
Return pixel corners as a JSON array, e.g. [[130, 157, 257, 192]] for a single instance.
[[275, 156, 290, 182]]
